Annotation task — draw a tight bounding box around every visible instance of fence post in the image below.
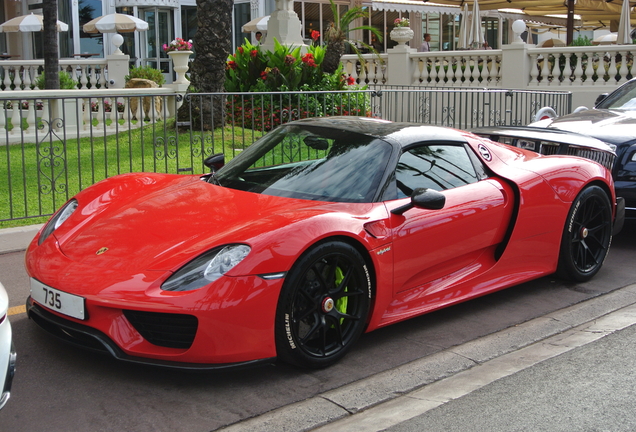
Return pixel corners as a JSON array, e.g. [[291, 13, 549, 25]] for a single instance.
[[106, 53, 130, 89], [500, 43, 531, 90], [386, 45, 415, 86], [165, 83, 188, 119]]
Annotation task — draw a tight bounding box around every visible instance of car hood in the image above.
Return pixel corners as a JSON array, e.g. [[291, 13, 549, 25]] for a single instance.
[[533, 109, 636, 145], [54, 174, 370, 273]]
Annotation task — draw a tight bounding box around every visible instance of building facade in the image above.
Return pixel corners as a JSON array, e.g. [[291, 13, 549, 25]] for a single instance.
[[2, 0, 592, 84]]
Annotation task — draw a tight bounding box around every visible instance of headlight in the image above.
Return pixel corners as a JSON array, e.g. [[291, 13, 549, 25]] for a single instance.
[[161, 244, 251, 292], [38, 199, 78, 245]]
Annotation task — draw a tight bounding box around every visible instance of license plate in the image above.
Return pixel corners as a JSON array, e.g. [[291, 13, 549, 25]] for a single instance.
[[30, 279, 86, 320]]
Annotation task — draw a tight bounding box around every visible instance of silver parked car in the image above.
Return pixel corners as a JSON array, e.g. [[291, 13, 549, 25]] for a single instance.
[[0, 282, 16, 409]]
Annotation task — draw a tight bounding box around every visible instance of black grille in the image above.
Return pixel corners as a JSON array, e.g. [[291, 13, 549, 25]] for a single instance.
[[123, 310, 198, 349], [565, 146, 616, 171]]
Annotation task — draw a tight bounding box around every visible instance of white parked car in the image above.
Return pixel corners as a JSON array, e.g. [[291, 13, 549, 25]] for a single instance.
[[0, 282, 16, 409]]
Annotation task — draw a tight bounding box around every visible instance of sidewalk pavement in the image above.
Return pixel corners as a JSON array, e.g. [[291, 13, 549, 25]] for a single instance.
[[0, 224, 43, 254], [218, 283, 636, 432]]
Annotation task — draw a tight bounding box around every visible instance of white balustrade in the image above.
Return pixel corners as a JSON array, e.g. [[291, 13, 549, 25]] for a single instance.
[[527, 45, 634, 87], [0, 88, 174, 143], [0, 59, 109, 92]]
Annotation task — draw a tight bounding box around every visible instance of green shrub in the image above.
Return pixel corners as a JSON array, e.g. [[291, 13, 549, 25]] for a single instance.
[[35, 71, 78, 89], [126, 65, 165, 87], [225, 39, 358, 92], [570, 36, 593, 46]]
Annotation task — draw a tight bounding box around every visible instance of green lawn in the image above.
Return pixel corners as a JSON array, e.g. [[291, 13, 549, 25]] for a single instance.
[[0, 120, 262, 228]]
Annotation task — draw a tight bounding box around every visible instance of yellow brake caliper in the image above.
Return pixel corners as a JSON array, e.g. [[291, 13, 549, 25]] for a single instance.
[[334, 266, 348, 324]]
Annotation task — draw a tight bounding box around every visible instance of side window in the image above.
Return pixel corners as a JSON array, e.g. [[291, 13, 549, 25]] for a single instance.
[[396, 144, 480, 199]]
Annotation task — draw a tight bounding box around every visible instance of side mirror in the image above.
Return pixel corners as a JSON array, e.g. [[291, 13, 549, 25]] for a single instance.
[[595, 93, 608, 106], [204, 153, 225, 172], [391, 188, 446, 215]]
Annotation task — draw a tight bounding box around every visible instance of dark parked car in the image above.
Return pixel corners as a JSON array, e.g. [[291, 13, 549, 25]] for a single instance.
[[530, 78, 636, 220]]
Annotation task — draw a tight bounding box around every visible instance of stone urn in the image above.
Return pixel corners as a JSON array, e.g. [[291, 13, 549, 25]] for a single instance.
[[390, 27, 414, 46], [167, 50, 193, 84]]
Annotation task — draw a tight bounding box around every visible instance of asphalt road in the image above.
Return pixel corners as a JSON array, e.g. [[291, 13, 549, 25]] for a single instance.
[[0, 222, 635, 431]]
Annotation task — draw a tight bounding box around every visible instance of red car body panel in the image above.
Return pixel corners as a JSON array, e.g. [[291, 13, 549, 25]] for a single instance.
[[24, 122, 617, 367]]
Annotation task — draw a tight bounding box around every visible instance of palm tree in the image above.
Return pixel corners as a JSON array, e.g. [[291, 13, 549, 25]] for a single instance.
[[178, 0, 233, 129], [322, 0, 382, 74], [42, 0, 60, 89]]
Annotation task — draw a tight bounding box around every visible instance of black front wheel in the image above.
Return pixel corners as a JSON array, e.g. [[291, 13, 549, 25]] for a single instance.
[[557, 185, 612, 282], [275, 241, 372, 368]]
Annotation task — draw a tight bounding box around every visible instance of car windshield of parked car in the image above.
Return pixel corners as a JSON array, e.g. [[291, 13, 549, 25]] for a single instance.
[[596, 80, 636, 110], [213, 124, 393, 203]]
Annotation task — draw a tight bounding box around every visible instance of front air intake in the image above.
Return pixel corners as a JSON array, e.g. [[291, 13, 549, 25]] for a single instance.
[[123, 310, 198, 349]]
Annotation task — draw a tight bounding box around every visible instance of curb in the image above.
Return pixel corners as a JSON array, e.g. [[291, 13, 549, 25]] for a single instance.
[[0, 224, 43, 254], [216, 283, 636, 432]]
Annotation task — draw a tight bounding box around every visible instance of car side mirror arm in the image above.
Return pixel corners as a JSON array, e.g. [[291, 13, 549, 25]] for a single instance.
[[204, 153, 225, 172], [391, 188, 446, 216]]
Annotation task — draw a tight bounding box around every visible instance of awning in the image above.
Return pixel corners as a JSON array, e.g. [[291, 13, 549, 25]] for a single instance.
[[369, 1, 578, 27]]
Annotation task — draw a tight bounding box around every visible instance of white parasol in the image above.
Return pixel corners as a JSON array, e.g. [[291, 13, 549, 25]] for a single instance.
[[457, 3, 470, 49], [617, 0, 633, 45], [593, 33, 618, 45], [83, 13, 148, 33], [0, 13, 68, 32], [467, 0, 485, 49], [242, 16, 270, 33]]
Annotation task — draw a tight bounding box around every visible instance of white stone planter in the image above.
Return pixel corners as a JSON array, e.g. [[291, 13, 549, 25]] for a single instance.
[[168, 50, 193, 84], [390, 27, 414, 46]]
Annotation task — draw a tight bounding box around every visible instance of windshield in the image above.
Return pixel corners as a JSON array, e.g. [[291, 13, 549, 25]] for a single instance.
[[213, 124, 393, 203], [596, 79, 636, 110]]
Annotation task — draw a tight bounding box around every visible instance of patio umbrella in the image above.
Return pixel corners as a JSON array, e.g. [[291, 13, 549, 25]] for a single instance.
[[593, 33, 618, 45], [242, 16, 269, 33], [456, 4, 469, 49], [617, 0, 633, 45], [83, 13, 148, 33], [0, 13, 68, 32], [538, 38, 566, 47], [467, 0, 485, 49]]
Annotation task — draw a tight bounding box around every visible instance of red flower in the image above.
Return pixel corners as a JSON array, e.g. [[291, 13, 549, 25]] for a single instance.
[[347, 76, 356, 85], [238, 47, 244, 54], [311, 30, 320, 41], [227, 61, 237, 70], [251, 49, 258, 58], [284, 55, 296, 65], [260, 71, 268, 80]]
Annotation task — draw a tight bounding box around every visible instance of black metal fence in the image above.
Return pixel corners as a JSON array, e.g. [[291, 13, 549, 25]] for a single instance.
[[0, 88, 571, 225]]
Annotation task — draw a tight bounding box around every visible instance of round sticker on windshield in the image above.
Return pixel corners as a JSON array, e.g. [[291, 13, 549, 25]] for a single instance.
[[478, 144, 492, 161]]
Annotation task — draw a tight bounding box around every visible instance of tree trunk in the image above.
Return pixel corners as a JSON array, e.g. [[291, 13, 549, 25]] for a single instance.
[[43, 0, 60, 89], [323, 40, 345, 74], [177, 0, 233, 130]]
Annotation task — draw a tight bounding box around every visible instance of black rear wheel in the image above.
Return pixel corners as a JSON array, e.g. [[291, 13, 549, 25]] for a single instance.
[[557, 185, 612, 282], [275, 241, 372, 368]]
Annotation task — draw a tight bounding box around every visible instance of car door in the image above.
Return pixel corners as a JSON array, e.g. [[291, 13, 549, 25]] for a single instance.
[[389, 142, 514, 296]]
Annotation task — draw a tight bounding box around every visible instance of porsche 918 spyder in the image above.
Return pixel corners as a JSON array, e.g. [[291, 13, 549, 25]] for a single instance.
[[25, 117, 623, 369]]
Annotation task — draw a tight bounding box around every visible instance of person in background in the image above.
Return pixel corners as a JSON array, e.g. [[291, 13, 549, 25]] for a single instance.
[[482, 41, 492, 50], [255, 31, 263, 44], [418, 33, 431, 52]]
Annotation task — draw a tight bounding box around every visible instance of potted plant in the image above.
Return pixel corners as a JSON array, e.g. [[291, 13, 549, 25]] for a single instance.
[[163, 38, 194, 84]]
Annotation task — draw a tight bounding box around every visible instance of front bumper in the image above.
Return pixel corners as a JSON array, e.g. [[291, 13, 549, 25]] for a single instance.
[[26, 298, 273, 370]]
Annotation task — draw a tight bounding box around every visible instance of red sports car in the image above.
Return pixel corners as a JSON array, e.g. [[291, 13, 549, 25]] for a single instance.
[[25, 117, 623, 369]]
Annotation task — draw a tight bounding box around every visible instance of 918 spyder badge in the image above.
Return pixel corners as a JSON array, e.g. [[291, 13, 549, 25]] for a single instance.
[[96, 247, 109, 255], [478, 144, 492, 161], [376, 247, 391, 255]]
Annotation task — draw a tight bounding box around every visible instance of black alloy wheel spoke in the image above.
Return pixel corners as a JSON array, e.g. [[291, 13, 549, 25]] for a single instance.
[[298, 318, 322, 345]]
